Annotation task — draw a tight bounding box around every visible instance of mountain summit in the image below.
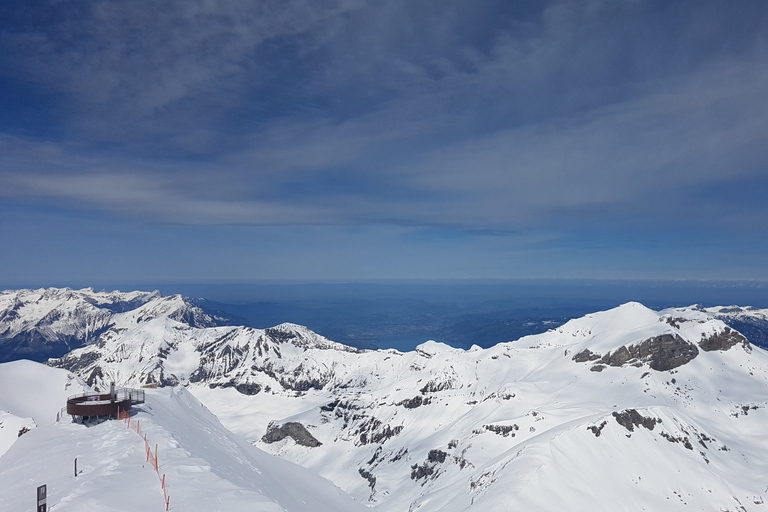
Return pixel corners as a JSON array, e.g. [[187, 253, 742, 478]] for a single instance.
[[37, 298, 768, 512], [0, 287, 231, 363]]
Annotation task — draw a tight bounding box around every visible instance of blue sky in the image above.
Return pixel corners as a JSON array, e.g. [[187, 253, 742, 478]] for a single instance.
[[1, 0, 767, 286]]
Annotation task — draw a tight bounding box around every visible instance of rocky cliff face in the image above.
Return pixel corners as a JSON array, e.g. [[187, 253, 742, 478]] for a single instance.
[[704, 305, 768, 349]]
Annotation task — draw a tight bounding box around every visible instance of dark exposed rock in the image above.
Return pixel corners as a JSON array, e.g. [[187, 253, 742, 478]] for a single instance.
[[581, 334, 699, 372], [732, 404, 759, 417], [587, 420, 607, 437], [718, 317, 768, 349], [410, 462, 435, 481], [636, 335, 699, 371], [603, 345, 632, 366], [320, 400, 340, 411], [357, 417, 404, 445], [572, 349, 601, 362], [208, 381, 233, 389], [453, 454, 473, 470], [18, 426, 32, 437], [664, 317, 688, 329], [427, 449, 448, 463], [698, 328, 750, 352], [86, 366, 104, 387], [411, 450, 448, 481], [234, 382, 261, 395], [262, 422, 322, 447], [612, 409, 661, 432], [367, 446, 383, 465], [359, 468, 376, 491], [660, 432, 694, 450], [158, 369, 179, 387], [420, 379, 455, 394], [390, 448, 407, 462], [484, 424, 519, 437], [397, 396, 432, 409]]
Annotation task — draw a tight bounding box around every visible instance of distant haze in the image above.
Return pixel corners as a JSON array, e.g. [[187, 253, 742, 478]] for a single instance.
[[29, 279, 762, 351]]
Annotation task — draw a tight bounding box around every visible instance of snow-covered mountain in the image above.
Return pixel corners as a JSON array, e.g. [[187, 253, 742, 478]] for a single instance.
[[38, 298, 768, 512], [704, 304, 768, 349], [0, 287, 232, 363], [0, 361, 368, 512]]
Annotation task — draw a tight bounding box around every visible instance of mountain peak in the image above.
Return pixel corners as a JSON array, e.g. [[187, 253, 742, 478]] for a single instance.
[[6, 294, 767, 512], [0, 288, 231, 363]]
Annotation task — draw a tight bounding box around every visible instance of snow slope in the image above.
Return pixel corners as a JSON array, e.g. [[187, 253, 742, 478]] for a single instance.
[[0, 360, 88, 456], [0, 361, 368, 512], [45, 301, 768, 511]]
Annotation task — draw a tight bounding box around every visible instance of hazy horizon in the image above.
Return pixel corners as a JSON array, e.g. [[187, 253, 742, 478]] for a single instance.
[[5, 279, 765, 351]]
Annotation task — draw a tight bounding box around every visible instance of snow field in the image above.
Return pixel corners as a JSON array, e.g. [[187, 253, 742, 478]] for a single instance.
[[0, 366, 369, 512], [9, 298, 768, 511]]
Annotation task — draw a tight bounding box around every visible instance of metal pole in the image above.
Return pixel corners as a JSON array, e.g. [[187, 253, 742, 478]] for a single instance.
[[74, 457, 77, 477]]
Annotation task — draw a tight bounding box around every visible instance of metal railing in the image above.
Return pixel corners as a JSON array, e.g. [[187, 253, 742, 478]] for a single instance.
[[66, 388, 146, 419]]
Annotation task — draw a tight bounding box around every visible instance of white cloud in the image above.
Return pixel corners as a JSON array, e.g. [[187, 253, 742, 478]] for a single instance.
[[1, 1, 767, 232]]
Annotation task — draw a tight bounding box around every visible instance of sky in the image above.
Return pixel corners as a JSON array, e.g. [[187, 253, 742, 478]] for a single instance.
[[1, 0, 767, 286]]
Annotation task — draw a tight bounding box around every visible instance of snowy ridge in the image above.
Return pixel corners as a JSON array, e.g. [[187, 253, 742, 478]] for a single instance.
[[0, 287, 230, 363], [0, 360, 89, 457], [50, 316, 360, 391], [36, 300, 768, 511], [0, 362, 367, 512]]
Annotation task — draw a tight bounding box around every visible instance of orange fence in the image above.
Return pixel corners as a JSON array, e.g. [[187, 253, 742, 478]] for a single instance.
[[119, 411, 171, 510]]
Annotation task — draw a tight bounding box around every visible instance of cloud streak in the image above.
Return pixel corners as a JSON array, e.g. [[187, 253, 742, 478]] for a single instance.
[[1, 0, 767, 233]]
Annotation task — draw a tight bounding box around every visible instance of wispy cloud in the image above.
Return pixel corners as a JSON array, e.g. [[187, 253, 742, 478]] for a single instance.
[[1, 0, 767, 233]]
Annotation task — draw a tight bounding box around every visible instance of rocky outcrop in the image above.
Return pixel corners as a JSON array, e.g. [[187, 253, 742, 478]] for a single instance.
[[410, 450, 449, 481], [396, 396, 431, 408], [698, 328, 749, 352], [631, 334, 700, 371], [572, 349, 601, 362], [262, 422, 322, 447], [575, 334, 700, 372], [612, 409, 661, 432], [484, 424, 519, 437]]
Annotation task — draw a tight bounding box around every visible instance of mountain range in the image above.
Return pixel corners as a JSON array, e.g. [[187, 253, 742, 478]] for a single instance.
[[2, 287, 768, 511]]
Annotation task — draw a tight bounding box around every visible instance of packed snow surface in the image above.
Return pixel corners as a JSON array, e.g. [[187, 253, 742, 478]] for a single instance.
[[0, 362, 367, 512], [0, 360, 87, 456]]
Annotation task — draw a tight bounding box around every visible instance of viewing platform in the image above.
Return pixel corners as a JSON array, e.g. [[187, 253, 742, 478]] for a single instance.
[[67, 385, 145, 422]]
